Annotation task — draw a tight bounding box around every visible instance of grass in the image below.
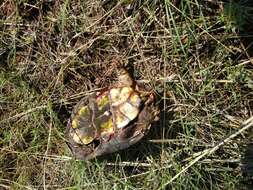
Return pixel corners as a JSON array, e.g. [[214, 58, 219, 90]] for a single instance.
[[1, 0, 253, 189]]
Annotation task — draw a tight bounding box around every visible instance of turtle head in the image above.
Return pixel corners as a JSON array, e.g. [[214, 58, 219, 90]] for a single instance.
[[117, 68, 134, 86]]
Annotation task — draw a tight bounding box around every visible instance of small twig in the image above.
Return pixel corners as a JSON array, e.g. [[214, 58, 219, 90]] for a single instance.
[[149, 139, 214, 148], [136, 74, 177, 84], [199, 158, 240, 164], [0, 105, 47, 124], [23, 3, 39, 9], [238, 58, 253, 66], [149, 139, 185, 143], [0, 179, 35, 190], [137, 76, 235, 84], [59, 88, 105, 102], [2, 22, 33, 27], [106, 161, 152, 167], [205, 167, 235, 172], [43, 123, 52, 190], [0, 184, 11, 189], [0, 148, 73, 161]]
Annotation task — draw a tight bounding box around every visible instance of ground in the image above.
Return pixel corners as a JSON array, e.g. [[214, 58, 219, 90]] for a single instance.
[[0, 0, 253, 189]]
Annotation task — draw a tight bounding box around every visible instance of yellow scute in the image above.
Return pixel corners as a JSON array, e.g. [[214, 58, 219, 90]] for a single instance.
[[119, 102, 139, 120], [100, 118, 114, 134], [116, 112, 130, 129], [71, 131, 94, 145], [110, 87, 133, 106], [78, 106, 89, 116], [71, 133, 82, 144], [110, 88, 121, 103], [71, 119, 78, 129], [120, 87, 132, 98], [81, 135, 94, 144], [129, 92, 141, 107], [97, 95, 109, 110]]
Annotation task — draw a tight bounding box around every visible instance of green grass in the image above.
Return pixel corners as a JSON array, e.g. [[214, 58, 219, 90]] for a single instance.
[[1, 0, 253, 189]]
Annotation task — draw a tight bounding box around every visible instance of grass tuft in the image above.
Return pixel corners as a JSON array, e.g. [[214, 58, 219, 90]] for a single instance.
[[1, 0, 253, 189]]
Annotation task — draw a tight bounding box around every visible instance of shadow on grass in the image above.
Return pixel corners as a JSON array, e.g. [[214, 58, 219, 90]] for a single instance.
[[224, 0, 253, 59], [228, 2, 253, 186], [240, 143, 253, 189]]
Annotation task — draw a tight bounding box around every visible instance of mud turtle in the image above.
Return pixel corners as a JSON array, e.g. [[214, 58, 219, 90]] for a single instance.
[[65, 68, 159, 160]]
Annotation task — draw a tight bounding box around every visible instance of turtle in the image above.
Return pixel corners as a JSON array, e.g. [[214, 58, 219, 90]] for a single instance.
[[65, 68, 159, 160]]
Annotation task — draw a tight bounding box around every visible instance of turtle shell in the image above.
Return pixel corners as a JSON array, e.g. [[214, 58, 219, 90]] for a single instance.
[[65, 68, 159, 160]]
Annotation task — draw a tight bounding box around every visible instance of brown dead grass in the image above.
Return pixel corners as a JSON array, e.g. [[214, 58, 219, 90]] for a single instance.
[[0, 0, 253, 189]]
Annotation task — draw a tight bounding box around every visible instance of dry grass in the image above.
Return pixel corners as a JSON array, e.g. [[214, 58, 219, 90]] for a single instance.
[[0, 0, 253, 189]]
